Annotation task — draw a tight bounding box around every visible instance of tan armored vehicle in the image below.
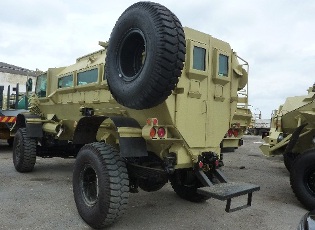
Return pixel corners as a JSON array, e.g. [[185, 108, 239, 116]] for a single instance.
[[260, 83, 315, 210], [11, 2, 259, 228]]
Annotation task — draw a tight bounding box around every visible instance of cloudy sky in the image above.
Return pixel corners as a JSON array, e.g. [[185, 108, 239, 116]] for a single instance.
[[1, 0, 314, 118]]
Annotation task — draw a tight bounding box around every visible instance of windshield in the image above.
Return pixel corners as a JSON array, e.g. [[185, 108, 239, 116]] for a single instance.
[[35, 73, 47, 98]]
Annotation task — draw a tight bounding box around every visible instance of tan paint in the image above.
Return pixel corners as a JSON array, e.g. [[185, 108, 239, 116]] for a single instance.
[[28, 27, 249, 168]]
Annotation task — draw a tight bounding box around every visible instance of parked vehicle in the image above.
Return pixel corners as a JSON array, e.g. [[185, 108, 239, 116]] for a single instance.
[[0, 82, 31, 146], [260, 83, 315, 210], [11, 2, 259, 228]]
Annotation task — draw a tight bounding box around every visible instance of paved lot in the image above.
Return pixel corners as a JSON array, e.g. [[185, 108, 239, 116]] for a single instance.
[[0, 136, 307, 230]]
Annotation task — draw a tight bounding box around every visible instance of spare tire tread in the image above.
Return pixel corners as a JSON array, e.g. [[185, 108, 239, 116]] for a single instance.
[[106, 1, 186, 109]]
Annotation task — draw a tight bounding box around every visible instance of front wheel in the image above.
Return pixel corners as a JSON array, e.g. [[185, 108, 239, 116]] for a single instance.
[[283, 152, 298, 171], [13, 128, 37, 172], [290, 149, 315, 210], [73, 142, 129, 229]]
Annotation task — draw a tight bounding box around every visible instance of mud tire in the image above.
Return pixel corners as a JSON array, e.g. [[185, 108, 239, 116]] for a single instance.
[[106, 1, 186, 110], [170, 169, 209, 203], [73, 142, 129, 229], [13, 128, 36, 172], [290, 149, 315, 210]]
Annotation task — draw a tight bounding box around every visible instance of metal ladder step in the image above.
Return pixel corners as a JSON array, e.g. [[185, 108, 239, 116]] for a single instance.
[[197, 182, 260, 212]]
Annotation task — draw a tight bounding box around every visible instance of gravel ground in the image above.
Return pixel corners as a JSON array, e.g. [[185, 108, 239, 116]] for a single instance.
[[0, 135, 307, 230]]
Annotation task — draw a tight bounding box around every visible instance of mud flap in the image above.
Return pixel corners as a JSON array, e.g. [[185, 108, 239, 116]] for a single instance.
[[196, 169, 260, 212]]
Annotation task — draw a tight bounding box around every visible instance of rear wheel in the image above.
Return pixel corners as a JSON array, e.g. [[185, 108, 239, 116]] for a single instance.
[[13, 128, 36, 172], [290, 149, 315, 210], [170, 169, 209, 202], [73, 142, 129, 229], [137, 152, 168, 192]]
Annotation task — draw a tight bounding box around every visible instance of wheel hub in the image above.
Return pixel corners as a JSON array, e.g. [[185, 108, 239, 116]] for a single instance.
[[81, 165, 99, 206]]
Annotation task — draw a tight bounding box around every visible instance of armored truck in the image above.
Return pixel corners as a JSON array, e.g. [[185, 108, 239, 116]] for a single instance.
[[221, 84, 251, 151], [12, 2, 259, 228], [260, 83, 315, 210]]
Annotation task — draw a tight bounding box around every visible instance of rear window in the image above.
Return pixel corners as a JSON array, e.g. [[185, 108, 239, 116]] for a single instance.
[[193, 46, 206, 71], [218, 54, 228, 77]]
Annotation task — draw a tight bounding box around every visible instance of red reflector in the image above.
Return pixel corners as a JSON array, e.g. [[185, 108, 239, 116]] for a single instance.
[[227, 129, 233, 137], [157, 127, 166, 138], [150, 128, 156, 138], [233, 129, 239, 137], [152, 118, 158, 125], [199, 161, 204, 168], [215, 160, 219, 167]]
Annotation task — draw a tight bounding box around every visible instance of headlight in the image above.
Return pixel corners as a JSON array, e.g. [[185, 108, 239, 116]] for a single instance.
[[277, 134, 284, 143]]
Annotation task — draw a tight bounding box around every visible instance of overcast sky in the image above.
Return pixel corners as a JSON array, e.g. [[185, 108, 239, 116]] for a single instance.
[[1, 0, 314, 118]]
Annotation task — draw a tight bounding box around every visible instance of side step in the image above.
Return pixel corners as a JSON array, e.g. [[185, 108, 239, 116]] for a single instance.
[[197, 182, 260, 212]]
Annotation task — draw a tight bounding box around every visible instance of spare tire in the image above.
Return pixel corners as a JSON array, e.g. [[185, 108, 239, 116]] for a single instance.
[[106, 2, 186, 110]]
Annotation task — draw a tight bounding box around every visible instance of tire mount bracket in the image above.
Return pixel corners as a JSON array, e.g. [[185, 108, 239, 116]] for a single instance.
[[196, 169, 260, 212]]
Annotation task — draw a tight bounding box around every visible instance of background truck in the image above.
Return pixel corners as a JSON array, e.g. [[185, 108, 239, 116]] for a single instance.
[[249, 118, 270, 137], [0, 82, 31, 146], [11, 2, 259, 228], [260, 83, 315, 211], [221, 86, 252, 152]]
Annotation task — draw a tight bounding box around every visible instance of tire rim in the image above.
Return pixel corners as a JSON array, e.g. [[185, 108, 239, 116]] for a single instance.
[[80, 165, 99, 206], [118, 28, 146, 81], [306, 169, 315, 195]]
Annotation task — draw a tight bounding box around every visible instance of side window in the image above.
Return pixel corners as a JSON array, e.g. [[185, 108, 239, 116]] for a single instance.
[[193, 46, 206, 71], [77, 69, 98, 85], [218, 54, 229, 77], [58, 75, 73, 88], [35, 74, 47, 98]]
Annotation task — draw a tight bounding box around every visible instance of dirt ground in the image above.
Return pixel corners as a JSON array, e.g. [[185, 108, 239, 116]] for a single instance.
[[0, 135, 307, 230]]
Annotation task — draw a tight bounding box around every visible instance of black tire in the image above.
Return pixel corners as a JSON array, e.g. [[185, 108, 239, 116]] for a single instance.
[[73, 142, 129, 229], [138, 179, 166, 192], [169, 169, 209, 202], [106, 2, 186, 110], [13, 128, 36, 172], [137, 152, 167, 192], [283, 152, 297, 171], [290, 149, 315, 210]]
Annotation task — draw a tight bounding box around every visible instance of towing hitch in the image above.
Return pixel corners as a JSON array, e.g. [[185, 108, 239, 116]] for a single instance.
[[195, 169, 260, 212]]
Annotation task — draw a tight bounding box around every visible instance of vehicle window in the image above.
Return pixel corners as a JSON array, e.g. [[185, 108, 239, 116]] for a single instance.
[[77, 69, 98, 85], [35, 74, 47, 98], [193, 46, 206, 71], [58, 75, 73, 88], [218, 54, 229, 77]]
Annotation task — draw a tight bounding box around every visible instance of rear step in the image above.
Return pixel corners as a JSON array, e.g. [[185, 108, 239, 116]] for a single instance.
[[197, 182, 260, 212], [195, 169, 260, 212]]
